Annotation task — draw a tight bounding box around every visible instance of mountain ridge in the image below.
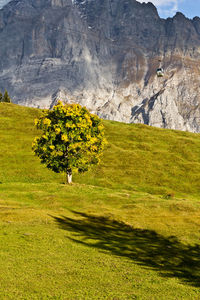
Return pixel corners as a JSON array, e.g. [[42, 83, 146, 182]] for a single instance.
[[0, 0, 200, 132]]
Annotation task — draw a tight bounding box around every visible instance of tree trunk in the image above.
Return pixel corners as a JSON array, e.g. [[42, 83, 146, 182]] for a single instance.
[[67, 171, 72, 184]]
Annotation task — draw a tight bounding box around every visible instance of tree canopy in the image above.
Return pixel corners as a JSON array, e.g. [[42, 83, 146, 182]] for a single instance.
[[32, 101, 107, 183], [0, 90, 11, 103]]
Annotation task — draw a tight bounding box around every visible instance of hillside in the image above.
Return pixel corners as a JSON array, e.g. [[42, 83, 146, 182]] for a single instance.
[[1, 103, 200, 299], [1, 102, 200, 196], [0, 0, 200, 131]]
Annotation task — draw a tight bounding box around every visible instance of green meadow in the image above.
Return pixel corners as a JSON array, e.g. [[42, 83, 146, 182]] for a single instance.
[[1, 102, 200, 299]]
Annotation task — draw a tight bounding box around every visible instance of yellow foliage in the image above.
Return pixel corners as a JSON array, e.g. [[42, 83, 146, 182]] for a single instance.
[[55, 127, 61, 134], [33, 100, 107, 177], [91, 145, 98, 151], [57, 151, 63, 156], [98, 124, 104, 131], [43, 118, 51, 127], [34, 119, 39, 126], [61, 134, 69, 142]]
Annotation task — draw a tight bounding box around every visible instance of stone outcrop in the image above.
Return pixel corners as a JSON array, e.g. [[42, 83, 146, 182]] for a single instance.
[[0, 0, 200, 132]]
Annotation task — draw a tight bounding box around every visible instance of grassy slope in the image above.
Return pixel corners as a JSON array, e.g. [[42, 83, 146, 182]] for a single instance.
[[0, 103, 200, 299]]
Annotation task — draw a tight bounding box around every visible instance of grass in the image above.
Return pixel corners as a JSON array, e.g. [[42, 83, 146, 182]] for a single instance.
[[0, 103, 200, 299]]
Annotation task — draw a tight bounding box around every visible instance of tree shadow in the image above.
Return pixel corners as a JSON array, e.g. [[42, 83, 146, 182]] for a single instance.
[[52, 211, 200, 287]]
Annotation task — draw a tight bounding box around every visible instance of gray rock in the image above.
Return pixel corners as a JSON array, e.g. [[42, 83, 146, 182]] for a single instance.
[[0, 0, 200, 132]]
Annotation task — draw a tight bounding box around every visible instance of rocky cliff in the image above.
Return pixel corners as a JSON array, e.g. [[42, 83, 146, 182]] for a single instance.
[[0, 0, 200, 132]]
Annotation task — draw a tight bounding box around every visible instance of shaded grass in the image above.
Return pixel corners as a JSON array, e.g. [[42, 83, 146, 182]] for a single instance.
[[54, 211, 200, 287], [1, 182, 200, 299], [1, 103, 200, 298]]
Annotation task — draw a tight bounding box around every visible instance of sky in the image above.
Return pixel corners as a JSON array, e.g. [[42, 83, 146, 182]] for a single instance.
[[0, 0, 199, 19], [137, 0, 200, 19], [0, 0, 10, 9]]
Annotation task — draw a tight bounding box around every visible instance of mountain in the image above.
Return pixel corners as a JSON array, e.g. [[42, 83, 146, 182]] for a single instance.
[[0, 0, 200, 132]]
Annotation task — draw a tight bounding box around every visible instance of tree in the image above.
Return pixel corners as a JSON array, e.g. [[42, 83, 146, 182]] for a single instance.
[[0, 92, 3, 102], [3, 90, 11, 103], [32, 101, 107, 183]]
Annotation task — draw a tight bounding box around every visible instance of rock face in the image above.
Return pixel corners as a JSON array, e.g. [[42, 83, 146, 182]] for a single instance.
[[0, 0, 200, 132]]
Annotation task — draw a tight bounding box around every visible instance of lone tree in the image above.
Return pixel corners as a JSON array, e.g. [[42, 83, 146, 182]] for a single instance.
[[32, 101, 107, 183]]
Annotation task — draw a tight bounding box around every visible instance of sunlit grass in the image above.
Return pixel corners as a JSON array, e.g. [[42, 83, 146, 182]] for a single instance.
[[0, 103, 200, 299]]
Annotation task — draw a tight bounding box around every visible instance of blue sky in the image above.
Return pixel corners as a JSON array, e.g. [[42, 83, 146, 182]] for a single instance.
[[138, 0, 200, 19], [0, 0, 10, 9], [0, 0, 199, 19]]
